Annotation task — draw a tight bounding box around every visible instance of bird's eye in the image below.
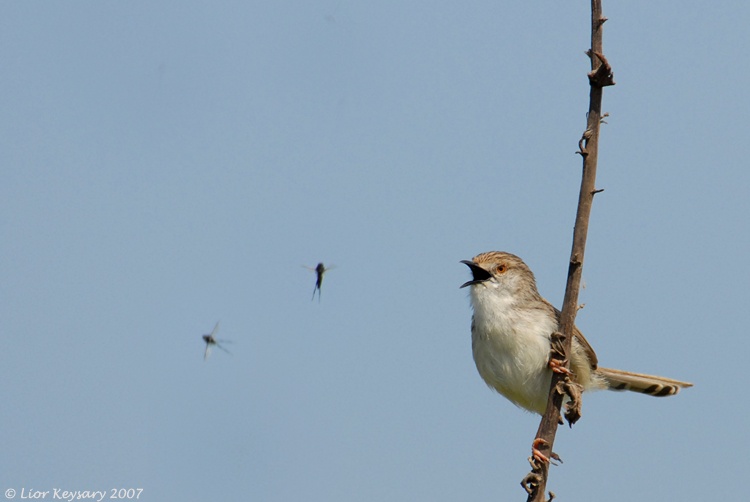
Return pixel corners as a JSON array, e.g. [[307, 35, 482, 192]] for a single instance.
[[496, 265, 506, 273]]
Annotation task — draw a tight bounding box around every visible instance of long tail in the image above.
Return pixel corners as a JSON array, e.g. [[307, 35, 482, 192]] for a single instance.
[[596, 367, 693, 397]]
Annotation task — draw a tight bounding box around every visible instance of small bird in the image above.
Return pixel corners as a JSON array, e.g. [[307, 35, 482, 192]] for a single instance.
[[461, 251, 692, 416], [202, 321, 232, 361], [305, 262, 333, 302]]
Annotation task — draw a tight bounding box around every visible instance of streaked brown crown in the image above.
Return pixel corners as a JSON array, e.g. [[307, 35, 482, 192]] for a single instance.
[[472, 251, 527, 268]]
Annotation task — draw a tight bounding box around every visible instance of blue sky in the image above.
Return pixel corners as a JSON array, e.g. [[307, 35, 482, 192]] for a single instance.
[[1, 1, 748, 501]]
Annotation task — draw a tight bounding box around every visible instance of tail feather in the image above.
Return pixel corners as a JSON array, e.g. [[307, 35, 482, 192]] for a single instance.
[[596, 367, 693, 397]]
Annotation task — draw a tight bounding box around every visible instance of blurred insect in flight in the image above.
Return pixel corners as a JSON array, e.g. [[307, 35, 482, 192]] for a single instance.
[[202, 321, 232, 361], [305, 262, 333, 302]]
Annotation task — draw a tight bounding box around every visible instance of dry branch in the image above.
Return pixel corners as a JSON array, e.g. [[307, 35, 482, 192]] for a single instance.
[[522, 1, 613, 500]]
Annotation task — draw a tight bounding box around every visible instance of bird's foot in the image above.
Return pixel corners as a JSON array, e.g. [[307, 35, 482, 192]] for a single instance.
[[531, 438, 562, 466], [548, 358, 572, 376]]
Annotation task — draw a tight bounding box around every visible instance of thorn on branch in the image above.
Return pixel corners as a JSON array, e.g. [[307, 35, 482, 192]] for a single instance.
[[555, 379, 567, 397], [563, 380, 584, 426], [576, 128, 594, 156], [591, 188, 604, 195], [587, 52, 616, 87], [601, 112, 609, 124], [550, 331, 566, 360], [597, 17, 608, 27], [577, 303, 586, 311], [522, 472, 542, 495], [527, 456, 538, 471]]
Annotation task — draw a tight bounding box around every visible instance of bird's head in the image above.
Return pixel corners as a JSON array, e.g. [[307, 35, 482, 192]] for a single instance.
[[460, 251, 540, 302]]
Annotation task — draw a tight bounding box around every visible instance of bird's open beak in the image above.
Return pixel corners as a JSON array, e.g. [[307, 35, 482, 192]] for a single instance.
[[460, 260, 492, 288]]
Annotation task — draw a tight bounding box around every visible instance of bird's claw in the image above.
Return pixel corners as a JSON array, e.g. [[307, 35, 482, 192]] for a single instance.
[[532, 438, 562, 466], [548, 358, 572, 376]]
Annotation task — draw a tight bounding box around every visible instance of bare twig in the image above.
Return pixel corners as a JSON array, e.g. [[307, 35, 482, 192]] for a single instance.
[[522, 1, 612, 500]]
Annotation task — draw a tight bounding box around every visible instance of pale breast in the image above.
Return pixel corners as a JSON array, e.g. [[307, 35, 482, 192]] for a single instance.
[[470, 294, 558, 414]]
